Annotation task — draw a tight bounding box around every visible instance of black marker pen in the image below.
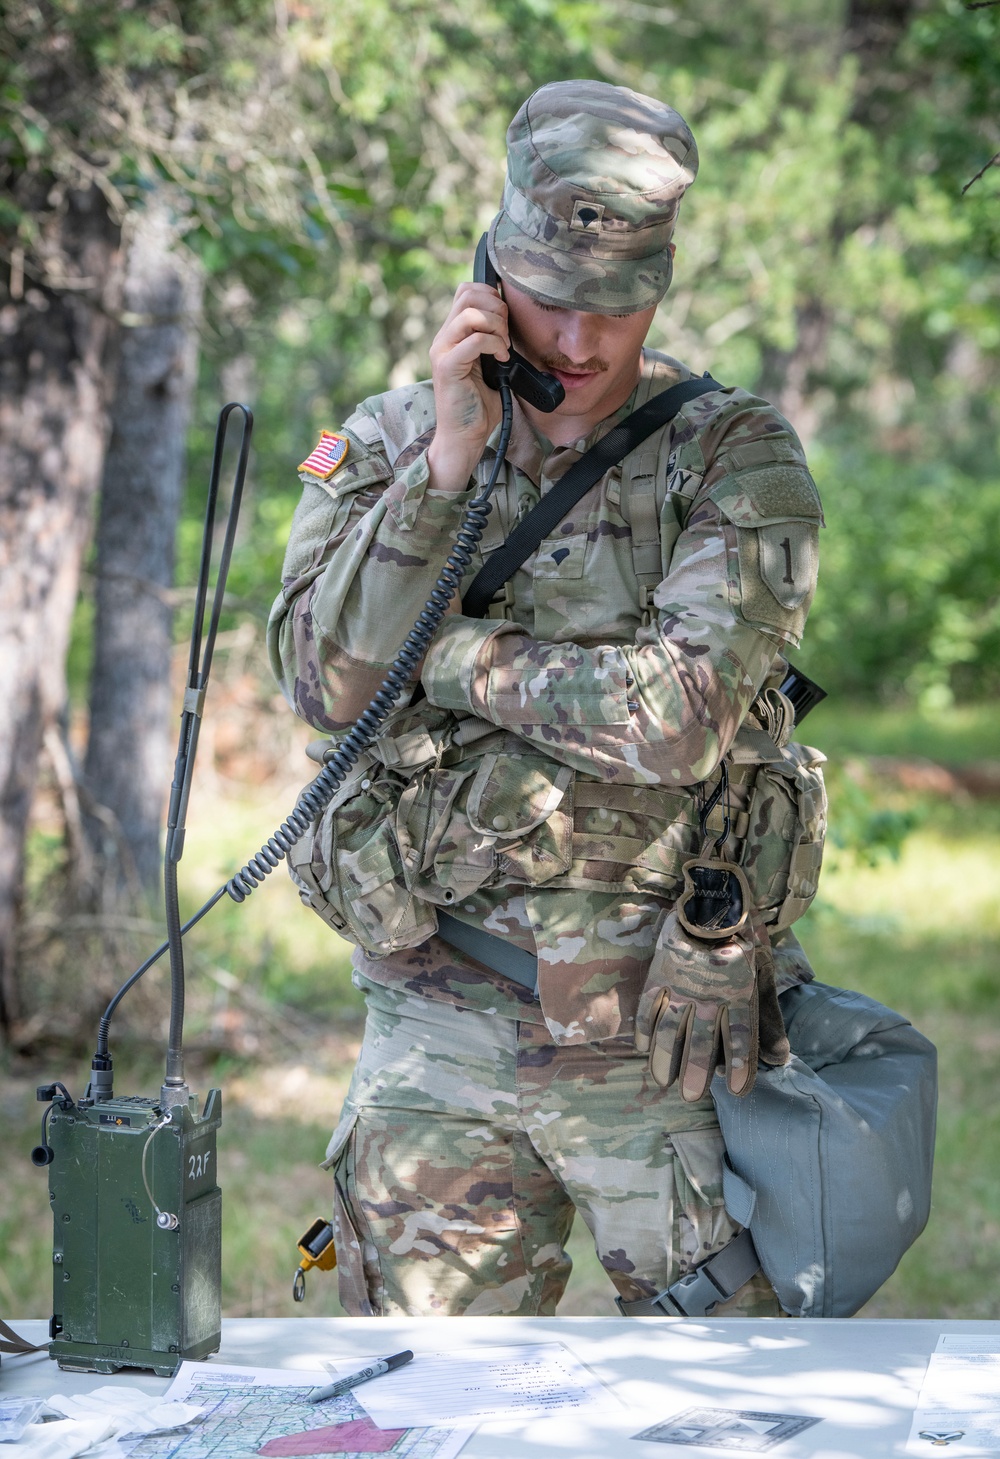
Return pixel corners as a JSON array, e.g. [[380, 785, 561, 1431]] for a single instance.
[[306, 1350, 414, 1404]]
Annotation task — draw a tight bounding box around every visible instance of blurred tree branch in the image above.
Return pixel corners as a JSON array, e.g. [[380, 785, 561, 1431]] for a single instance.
[[963, 152, 1000, 191]]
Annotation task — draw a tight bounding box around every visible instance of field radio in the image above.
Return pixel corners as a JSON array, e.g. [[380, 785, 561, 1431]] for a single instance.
[[28, 405, 252, 1374], [25, 310, 526, 1374]]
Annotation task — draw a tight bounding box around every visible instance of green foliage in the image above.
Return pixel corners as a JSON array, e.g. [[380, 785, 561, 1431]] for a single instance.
[[807, 446, 1000, 706], [805, 699, 1000, 869], [169, 0, 1000, 718], [824, 766, 924, 868], [10, 0, 1000, 708], [805, 699, 1000, 762]]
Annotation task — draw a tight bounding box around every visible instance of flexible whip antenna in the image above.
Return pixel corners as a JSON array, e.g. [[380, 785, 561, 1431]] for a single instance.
[[93, 382, 514, 1065], [89, 403, 252, 1102]]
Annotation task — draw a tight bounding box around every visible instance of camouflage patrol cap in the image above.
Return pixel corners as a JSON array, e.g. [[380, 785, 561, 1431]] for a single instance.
[[488, 79, 698, 315]]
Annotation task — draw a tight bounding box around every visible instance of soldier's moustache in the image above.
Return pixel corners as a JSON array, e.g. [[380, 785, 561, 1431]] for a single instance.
[[538, 352, 609, 374]]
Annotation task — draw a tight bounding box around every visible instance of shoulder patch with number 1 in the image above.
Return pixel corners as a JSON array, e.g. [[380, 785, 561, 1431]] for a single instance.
[[299, 431, 349, 481]]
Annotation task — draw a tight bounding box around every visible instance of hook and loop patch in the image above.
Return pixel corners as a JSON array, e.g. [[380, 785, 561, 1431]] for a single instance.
[[299, 431, 349, 481]]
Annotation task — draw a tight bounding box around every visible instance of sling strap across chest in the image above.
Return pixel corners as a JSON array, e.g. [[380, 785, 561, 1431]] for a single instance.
[[434, 374, 724, 995], [461, 373, 722, 619], [436, 374, 722, 983]]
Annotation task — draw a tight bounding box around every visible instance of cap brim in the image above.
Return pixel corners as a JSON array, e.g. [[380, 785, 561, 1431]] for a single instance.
[[488, 214, 672, 315]]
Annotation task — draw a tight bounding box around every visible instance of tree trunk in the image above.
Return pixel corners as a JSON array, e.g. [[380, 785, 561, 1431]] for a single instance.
[[845, 0, 918, 127], [83, 205, 203, 900], [757, 0, 918, 439], [757, 303, 830, 448], [0, 184, 121, 1043]]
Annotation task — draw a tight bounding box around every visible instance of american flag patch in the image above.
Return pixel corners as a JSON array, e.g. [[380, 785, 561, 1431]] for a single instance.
[[298, 431, 349, 481]]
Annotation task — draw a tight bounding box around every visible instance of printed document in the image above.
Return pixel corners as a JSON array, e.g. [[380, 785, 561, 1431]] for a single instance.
[[906, 1334, 1000, 1457], [337, 1343, 621, 1429]]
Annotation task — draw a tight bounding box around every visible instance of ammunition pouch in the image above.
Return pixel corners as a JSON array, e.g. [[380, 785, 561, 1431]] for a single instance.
[[287, 751, 437, 955], [736, 739, 827, 932], [288, 694, 828, 963]]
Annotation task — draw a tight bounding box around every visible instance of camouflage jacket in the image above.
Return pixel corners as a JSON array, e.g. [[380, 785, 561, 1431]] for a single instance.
[[268, 349, 824, 1044]]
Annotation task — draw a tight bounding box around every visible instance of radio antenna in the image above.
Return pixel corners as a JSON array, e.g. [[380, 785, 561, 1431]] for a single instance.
[[161, 402, 252, 1106]]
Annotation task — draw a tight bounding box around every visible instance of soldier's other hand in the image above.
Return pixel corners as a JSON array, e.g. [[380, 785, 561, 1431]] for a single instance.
[[427, 282, 510, 495]]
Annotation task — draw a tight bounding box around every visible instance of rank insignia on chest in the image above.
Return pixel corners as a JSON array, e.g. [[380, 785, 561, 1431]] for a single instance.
[[299, 431, 349, 481]]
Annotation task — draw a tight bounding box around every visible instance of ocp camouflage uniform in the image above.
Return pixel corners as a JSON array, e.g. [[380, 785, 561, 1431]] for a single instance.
[[267, 81, 824, 1319]]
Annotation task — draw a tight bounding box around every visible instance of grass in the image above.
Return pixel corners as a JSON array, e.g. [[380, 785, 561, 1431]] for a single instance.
[[2, 700, 999, 1323], [802, 699, 1000, 763]]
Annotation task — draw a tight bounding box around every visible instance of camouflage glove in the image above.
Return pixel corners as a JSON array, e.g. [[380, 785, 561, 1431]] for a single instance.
[[635, 910, 759, 1102], [635, 858, 787, 1102]]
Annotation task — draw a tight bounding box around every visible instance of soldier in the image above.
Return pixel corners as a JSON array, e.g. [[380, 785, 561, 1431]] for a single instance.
[[268, 80, 825, 1319]]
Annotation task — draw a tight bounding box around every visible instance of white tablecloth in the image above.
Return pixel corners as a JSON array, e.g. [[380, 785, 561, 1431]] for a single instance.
[[3, 1315, 998, 1456]]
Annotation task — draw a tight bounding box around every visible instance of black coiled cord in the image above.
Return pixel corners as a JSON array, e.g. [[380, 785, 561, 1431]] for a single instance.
[[95, 383, 514, 1055], [227, 386, 512, 900]]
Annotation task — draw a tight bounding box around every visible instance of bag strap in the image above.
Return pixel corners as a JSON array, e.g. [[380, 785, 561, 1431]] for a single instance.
[[0, 1316, 46, 1355], [462, 374, 723, 619], [616, 1228, 761, 1317]]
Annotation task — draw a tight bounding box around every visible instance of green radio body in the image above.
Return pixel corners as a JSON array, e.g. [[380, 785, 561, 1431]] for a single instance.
[[46, 1089, 222, 1377]]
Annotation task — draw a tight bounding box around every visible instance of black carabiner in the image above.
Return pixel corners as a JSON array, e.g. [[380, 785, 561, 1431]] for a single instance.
[[699, 760, 731, 853]]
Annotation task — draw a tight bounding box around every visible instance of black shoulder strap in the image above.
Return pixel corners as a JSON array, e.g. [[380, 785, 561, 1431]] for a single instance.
[[462, 374, 722, 619]]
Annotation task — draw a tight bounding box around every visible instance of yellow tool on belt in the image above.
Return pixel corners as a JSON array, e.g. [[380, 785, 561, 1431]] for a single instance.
[[292, 1218, 337, 1302]]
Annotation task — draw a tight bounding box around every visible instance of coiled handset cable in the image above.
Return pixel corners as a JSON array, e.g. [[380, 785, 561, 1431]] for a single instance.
[[92, 376, 515, 1076], [226, 381, 514, 903]]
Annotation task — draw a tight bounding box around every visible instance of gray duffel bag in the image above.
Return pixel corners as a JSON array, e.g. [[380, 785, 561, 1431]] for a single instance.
[[712, 979, 938, 1318]]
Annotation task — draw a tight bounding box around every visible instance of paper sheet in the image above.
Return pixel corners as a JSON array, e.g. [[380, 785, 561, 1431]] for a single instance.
[[906, 1334, 1000, 1456], [138, 1360, 473, 1459], [339, 1343, 621, 1429]]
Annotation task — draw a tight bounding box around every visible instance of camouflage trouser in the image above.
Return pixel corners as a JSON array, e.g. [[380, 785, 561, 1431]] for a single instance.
[[325, 975, 780, 1317]]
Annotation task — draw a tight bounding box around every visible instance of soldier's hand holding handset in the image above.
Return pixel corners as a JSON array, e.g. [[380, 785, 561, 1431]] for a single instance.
[[426, 281, 510, 496]]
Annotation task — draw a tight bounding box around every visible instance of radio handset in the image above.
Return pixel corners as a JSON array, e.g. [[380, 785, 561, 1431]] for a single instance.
[[473, 233, 564, 414]]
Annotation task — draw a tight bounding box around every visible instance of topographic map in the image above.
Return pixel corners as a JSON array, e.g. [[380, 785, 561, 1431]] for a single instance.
[[120, 1364, 471, 1459]]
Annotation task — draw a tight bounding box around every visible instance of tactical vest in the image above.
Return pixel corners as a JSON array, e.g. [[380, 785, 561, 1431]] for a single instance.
[[287, 367, 827, 960]]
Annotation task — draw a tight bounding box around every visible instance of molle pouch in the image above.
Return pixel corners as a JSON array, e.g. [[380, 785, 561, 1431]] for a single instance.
[[425, 796, 498, 902], [397, 762, 491, 907], [373, 698, 459, 775], [465, 750, 574, 886], [395, 763, 479, 878], [740, 742, 827, 930], [288, 765, 436, 957]]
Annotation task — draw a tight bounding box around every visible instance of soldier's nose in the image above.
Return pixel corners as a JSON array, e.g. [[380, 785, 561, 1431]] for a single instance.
[[557, 311, 601, 362]]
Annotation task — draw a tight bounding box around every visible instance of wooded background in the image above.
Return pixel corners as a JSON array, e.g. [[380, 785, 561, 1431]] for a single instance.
[[1, 0, 999, 1053]]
